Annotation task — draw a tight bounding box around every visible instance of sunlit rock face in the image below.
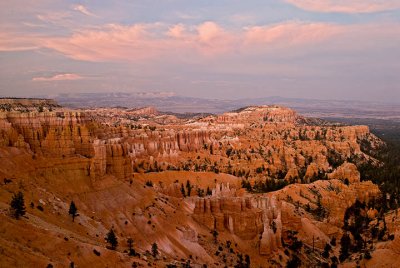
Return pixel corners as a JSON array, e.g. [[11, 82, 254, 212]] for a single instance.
[[192, 176, 380, 256], [0, 101, 382, 187], [0, 99, 390, 267]]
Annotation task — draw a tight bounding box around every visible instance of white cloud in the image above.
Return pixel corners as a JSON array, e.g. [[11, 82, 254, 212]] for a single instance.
[[32, 73, 83, 81], [72, 4, 96, 17], [36, 12, 71, 24]]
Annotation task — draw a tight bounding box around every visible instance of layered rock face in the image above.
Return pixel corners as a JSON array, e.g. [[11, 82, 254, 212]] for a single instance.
[[192, 193, 288, 254], [129, 106, 158, 116], [0, 100, 391, 267], [193, 195, 264, 239], [193, 183, 381, 254], [0, 103, 380, 181], [0, 111, 129, 179], [327, 162, 360, 183], [192, 162, 381, 256], [193, 183, 282, 251], [127, 129, 213, 156], [257, 196, 283, 255], [1, 111, 93, 157], [0, 109, 215, 179], [215, 106, 298, 124]]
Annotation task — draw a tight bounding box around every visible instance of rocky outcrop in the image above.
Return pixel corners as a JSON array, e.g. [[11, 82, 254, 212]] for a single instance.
[[328, 162, 360, 183], [0, 111, 132, 179], [0, 98, 59, 112], [215, 106, 298, 124], [0, 109, 216, 179], [0, 100, 391, 267], [193, 176, 381, 256], [0, 111, 93, 157], [0, 103, 382, 184], [275, 179, 381, 229], [128, 106, 158, 116], [258, 196, 283, 255], [193, 192, 285, 254], [193, 196, 264, 239]]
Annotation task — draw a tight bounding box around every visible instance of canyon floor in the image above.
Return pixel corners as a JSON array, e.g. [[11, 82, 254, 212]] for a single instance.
[[0, 98, 399, 268]]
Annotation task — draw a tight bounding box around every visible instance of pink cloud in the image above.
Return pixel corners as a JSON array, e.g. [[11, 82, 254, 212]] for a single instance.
[[197, 22, 224, 43], [42, 22, 237, 61], [284, 0, 400, 13], [3, 20, 399, 65], [167, 24, 186, 38], [32, 73, 83, 82], [244, 22, 342, 46], [195, 21, 237, 55], [43, 21, 341, 62], [43, 23, 165, 62], [0, 32, 41, 51]]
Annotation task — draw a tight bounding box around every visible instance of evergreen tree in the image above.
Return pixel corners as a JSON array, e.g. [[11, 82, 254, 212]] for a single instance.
[[151, 242, 159, 258], [316, 195, 325, 218], [241, 180, 252, 192], [322, 243, 331, 258], [244, 254, 250, 268], [206, 186, 212, 196], [181, 183, 186, 197], [339, 232, 351, 262], [186, 180, 192, 196], [127, 237, 133, 250], [68, 201, 78, 222], [212, 229, 219, 243], [106, 228, 118, 250], [10, 191, 26, 219], [331, 256, 339, 268], [286, 255, 301, 268], [127, 237, 135, 256], [196, 188, 204, 197], [364, 251, 372, 260], [235, 253, 245, 268]]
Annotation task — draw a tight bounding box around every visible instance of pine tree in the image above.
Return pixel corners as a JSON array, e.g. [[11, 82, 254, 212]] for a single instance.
[[10, 191, 26, 219], [186, 180, 192, 196], [151, 242, 159, 258], [127, 237, 134, 250], [127, 237, 135, 256], [206, 186, 212, 196], [235, 253, 245, 268], [322, 243, 331, 258], [244, 254, 251, 268], [316, 195, 325, 218], [339, 232, 351, 262], [68, 201, 78, 222], [181, 183, 186, 197], [212, 229, 219, 243], [106, 228, 118, 250], [286, 255, 301, 268]]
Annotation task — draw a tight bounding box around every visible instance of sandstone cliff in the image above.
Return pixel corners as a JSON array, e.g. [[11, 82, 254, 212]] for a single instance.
[[0, 101, 390, 267]]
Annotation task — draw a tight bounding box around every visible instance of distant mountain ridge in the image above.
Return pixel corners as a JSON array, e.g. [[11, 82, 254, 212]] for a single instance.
[[41, 92, 400, 121]]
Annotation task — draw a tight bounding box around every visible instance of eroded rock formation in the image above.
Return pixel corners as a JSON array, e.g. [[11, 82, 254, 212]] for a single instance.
[[0, 100, 390, 267]]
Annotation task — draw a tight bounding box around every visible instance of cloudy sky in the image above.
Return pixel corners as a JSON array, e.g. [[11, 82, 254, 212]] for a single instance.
[[1, 0, 399, 102]]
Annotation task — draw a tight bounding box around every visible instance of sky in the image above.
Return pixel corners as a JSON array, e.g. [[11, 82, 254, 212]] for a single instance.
[[0, 0, 399, 102]]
